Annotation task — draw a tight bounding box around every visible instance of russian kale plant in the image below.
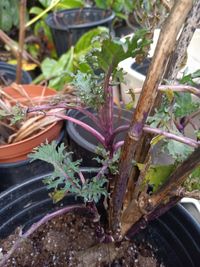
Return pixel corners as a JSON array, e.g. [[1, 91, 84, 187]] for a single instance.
[[0, 0, 200, 266]]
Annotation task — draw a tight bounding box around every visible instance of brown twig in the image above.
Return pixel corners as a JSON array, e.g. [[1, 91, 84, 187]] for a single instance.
[[165, 0, 200, 81], [11, 83, 34, 106], [170, 187, 200, 200], [16, 0, 27, 84], [0, 30, 40, 66]]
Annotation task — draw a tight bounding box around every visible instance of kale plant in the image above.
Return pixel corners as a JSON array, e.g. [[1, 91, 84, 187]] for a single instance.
[[1, 2, 200, 265]]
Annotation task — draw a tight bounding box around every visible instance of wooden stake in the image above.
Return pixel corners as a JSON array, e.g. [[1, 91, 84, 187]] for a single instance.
[[16, 0, 27, 84], [110, 0, 194, 235]]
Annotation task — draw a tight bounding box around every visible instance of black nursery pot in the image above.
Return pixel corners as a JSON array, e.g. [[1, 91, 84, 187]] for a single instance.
[[0, 61, 32, 85], [0, 130, 64, 193], [0, 168, 99, 239], [0, 173, 199, 267], [66, 107, 133, 167], [131, 205, 200, 267], [46, 8, 115, 56], [131, 57, 151, 76]]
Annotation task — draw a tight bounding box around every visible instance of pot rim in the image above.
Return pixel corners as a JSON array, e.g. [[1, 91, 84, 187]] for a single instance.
[[66, 107, 132, 153], [0, 61, 32, 84], [0, 120, 61, 150], [0, 84, 62, 162], [46, 7, 115, 31]]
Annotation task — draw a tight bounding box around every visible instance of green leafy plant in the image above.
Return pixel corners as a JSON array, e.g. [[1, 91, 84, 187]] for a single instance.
[[93, 0, 134, 19], [0, 0, 19, 32], [27, 26, 200, 206], [34, 27, 108, 89], [30, 141, 108, 203], [180, 69, 200, 86]]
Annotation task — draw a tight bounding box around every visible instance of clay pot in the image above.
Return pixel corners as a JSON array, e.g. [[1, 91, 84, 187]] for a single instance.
[[0, 84, 63, 163]]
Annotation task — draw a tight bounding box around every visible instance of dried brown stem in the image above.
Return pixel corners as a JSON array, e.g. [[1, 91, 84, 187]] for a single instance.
[[111, 0, 193, 235], [16, 0, 27, 84], [165, 0, 200, 81], [0, 30, 40, 66], [170, 187, 200, 200]]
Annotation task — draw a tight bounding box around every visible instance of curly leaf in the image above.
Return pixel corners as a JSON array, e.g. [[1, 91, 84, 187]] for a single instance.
[[90, 29, 151, 74], [29, 142, 108, 203]]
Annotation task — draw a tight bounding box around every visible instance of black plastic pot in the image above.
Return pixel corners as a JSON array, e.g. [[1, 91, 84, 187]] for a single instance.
[[0, 61, 32, 85], [0, 168, 99, 239], [0, 130, 64, 193], [131, 205, 200, 267], [0, 173, 199, 267], [46, 8, 115, 56], [131, 57, 151, 76], [66, 108, 133, 167]]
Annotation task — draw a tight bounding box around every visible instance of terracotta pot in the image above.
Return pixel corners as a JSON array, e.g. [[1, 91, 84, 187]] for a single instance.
[[0, 84, 63, 163]]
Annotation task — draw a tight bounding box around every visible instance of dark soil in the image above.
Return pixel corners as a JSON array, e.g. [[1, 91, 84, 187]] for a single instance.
[[0, 211, 165, 267]]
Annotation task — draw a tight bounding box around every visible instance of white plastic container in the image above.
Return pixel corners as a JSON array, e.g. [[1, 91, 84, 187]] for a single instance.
[[119, 29, 200, 106], [181, 198, 200, 223]]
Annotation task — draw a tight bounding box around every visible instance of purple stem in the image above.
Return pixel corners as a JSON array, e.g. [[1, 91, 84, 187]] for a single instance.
[[113, 141, 124, 153], [98, 86, 114, 138], [126, 198, 179, 239], [110, 124, 130, 146], [95, 164, 109, 180], [78, 171, 86, 184], [107, 86, 114, 135], [143, 125, 200, 148], [158, 84, 200, 97], [48, 113, 105, 146]]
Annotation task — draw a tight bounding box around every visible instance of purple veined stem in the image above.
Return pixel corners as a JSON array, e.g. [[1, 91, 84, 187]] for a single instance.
[[111, 124, 129, 142], [107, 86, 114, 135], [143, 125, 200, 148], [134, 85, 200, 97], [113, 141, 124, 153], [106, 125, 129, 154], [70, 106, 101, 128], [47, 113, 106, 146], [95, 164, 109, 180], [78, 171, 86, 184], [24, 206, 84, 237], [98, 86, 114, 147], [28, 103, 101, 129], [97, 110, 109, 134]]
